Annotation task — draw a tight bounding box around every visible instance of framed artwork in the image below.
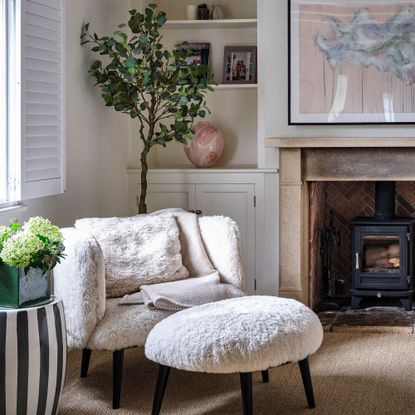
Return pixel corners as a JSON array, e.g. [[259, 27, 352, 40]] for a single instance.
[[289, 0, 415, 124], [223, 46, 257, 84], [179, 42, 211, 66]]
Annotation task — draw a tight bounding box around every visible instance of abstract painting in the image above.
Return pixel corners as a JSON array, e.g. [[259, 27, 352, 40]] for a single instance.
[[289, 0, 415, 124]]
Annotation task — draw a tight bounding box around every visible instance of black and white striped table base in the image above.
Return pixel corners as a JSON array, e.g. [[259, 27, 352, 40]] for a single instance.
[[0, 297, 67, 415]]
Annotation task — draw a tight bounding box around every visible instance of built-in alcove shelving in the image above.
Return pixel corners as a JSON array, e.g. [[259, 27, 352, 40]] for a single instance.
[[131, 0, 258, 169]]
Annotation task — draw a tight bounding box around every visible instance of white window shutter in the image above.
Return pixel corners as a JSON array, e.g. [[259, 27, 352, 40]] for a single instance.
[[19, 0, 65, 200]]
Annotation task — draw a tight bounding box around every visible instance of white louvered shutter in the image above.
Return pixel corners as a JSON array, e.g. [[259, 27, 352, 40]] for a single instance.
[[19, 0, 65, 200]]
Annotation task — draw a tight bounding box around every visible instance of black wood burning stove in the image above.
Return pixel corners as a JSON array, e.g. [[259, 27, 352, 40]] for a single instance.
[[351, 182, 415, 311]]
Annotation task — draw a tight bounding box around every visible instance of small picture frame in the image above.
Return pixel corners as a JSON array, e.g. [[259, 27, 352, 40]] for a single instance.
[[223, 46, 257, 84], [179, 42, 211, 67]]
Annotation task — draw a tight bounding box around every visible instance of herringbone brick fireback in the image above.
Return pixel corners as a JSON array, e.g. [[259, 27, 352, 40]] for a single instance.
[[309, 182, 415, 306]]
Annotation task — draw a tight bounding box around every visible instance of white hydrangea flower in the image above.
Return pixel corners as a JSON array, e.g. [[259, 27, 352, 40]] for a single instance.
[[0, 232, 44, 268]]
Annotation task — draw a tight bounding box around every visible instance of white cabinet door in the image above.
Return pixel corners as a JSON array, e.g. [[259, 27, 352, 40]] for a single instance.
[[195, 184, 256, 293], [147, 184, 196, 213]]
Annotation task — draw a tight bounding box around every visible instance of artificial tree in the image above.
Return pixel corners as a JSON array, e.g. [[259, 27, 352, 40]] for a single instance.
[[81, 4, 212, 213]]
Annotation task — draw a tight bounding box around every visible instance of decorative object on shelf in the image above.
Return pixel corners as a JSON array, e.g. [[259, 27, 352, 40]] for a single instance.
[[81, 5, 213, 213], [197, 4, 210, 20], [184, 121, 224, 168], [179, 42, 211, 67], [211, 5, 224, 20], [0, 217, 65, 308], [289, 1, 415, 125], [0, 297, 67, 414], [223, 46, 257, 84], [186, 4, 198, 20]]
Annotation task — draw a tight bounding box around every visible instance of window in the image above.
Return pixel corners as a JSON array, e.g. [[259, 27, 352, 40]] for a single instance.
[[0, 0, 8, 204], [1, 0, 65, 209], [0, 0, 19, 208]]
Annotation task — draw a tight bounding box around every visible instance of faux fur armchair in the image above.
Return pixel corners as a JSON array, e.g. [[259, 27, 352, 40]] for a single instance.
[[53, 215, 245, 409]]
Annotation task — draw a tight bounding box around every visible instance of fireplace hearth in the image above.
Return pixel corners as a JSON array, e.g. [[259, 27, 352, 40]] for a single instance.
[[351, 182, 415, 311]]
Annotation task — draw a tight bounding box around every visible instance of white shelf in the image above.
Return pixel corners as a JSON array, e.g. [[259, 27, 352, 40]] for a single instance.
[[163, 19, 257, 29], [214, 84, 258, 91], [128, 166, 278, 174]]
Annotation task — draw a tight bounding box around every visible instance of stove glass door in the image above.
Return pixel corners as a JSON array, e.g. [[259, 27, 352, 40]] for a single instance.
[[353, 225, 408, 290], [361, 234, 400, 273]]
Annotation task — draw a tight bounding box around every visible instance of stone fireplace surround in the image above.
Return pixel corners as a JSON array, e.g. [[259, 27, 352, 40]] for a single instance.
[[265, 137, 415, 308]]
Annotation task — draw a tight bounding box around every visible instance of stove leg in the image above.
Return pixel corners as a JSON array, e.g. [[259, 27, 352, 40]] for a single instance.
[[351, 295, 362, 310], [400, 297, 412, 312]]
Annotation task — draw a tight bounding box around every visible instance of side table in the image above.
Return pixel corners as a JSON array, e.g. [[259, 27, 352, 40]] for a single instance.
[[0, 297, 67, 415]]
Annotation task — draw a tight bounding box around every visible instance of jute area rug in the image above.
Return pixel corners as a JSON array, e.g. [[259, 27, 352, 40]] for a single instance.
[[59, 333, 415, 415]]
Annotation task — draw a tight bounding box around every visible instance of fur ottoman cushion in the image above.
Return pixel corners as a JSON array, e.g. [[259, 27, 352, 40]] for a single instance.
[[145, 296, 323, 374]]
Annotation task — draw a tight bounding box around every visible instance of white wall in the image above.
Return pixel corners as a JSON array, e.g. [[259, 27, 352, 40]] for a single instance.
[[95, 0, 131, 218], [0, 0, 132, 227], [7, 0, 406, 227]]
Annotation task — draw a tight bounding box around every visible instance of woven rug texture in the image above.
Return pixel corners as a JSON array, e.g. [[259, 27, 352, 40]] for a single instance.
[[59, 333, 415, 415]]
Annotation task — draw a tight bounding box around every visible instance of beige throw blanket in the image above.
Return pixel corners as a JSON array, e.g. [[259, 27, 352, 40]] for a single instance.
[[159, 209, 217, 277], [119, 273, 244, 310]]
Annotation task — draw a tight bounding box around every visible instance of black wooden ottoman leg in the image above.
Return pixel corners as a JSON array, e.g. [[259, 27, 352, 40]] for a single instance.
[[240, 372, 253, 415], [152, 365, 171, 415], [298, 357, 315, 409], [113, 349, 124, 409], [261, 370, 269, 383], [80, 348, 91, 378]]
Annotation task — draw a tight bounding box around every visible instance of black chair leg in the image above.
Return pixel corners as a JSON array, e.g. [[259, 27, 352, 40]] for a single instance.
[[261, 369, 269, 383], [113, 349, 124, 409], [240, 372, 253, 415], [298, 357, 316, 408], [152, 365, 171, 415], [80, 348, 91, 378]]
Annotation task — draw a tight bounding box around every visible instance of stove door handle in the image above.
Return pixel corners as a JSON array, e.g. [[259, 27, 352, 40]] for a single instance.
[[355, 252, 360, 270]]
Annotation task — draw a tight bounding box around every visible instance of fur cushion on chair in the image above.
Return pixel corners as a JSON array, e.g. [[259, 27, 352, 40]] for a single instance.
[[86, 298, 174, 350], [145, 296, 324, 374], [75, 214, 188, 297]]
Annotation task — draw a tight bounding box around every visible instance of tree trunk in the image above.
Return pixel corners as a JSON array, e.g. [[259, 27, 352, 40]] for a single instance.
[[139, 147, 149, 214]]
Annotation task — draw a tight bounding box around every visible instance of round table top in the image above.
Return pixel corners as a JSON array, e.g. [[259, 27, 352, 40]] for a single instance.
[[0, 296, 61, 312]]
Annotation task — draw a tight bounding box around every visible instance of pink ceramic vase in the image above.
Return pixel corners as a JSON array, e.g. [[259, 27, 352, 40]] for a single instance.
[[184, 121, 224, 168]]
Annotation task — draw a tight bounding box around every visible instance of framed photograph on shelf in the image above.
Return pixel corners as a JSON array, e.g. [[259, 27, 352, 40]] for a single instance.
[[223, 46, 257, 84], [289, 0, 415, 125], [179, 42, 211, 67]]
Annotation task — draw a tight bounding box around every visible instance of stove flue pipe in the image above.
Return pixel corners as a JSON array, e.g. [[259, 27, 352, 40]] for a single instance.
[[374, 181, 396, 220]]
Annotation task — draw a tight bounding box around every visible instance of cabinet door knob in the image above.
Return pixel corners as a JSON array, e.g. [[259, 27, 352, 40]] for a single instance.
[[188, 210, 195, 213], [196, 210, 202, 215]]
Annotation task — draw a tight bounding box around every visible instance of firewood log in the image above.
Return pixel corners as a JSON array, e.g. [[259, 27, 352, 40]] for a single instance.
[[363, 243, 400, 263], [364, 256, 400, 269]]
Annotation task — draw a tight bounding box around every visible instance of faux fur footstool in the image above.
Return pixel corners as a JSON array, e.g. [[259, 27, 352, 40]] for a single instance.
[[145, 296, 324, 415]]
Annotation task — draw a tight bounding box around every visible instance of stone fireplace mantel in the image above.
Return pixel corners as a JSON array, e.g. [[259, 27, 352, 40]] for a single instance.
[[265, 137, 415, 148], [265, 137, 415, 306]]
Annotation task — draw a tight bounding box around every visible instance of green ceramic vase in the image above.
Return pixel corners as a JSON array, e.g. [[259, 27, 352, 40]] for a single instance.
[[0, 264, 51, 308]]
